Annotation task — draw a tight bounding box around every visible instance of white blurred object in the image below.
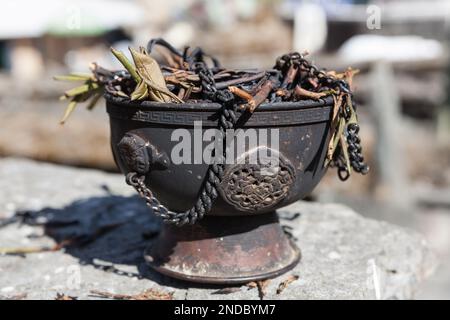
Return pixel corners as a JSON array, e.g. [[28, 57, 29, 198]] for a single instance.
[[293, 3, 327, 54], [234, 0, 258, 20], [0, 0, 143, 39], [204, 0, 235, 28], [162, 22, 195, 50], [10, 40, 44, 82], [338, 35, 445, 64], [64, 44, 128, 72]]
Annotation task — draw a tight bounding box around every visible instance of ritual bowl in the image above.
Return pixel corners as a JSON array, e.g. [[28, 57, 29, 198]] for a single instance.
[[106, 93, 334, 284]]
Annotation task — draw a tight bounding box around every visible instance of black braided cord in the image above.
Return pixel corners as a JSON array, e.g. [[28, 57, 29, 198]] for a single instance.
[[126, 41, 238, 226]]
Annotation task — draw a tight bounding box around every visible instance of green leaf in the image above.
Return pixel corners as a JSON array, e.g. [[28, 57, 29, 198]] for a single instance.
[[60, 100, 77, 125], [63, 82, 99, 98], [53, 73, 93, 82], [110, 47, 140, 82]]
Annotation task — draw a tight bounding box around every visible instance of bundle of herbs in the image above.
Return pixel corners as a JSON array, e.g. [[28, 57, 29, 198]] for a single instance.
[[56, 38, 368, 180]]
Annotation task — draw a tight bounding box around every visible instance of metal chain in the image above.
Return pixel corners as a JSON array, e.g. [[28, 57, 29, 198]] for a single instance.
[[126, 47, 368, 226], [275, 52, 369, 180], [126, 45, 237, 226]]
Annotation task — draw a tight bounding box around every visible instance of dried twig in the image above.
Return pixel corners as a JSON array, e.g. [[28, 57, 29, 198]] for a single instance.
[[0, 293, 27, 300], [246, 279, 270, 299], [55, 293, 77, 300], [276, 275, 299, 294], [327, 68, 360, 91], [228, 86, 253, 101], [294, 86, 332, 100], [257, 280, 270, 299], [244, 79, 275, 113], [215, 72, 266, 90], [0, 246, 57, 255], [90, 289, 173, 300], [344, 67, 359, 91], [211, 287, 242, 295], [281, 64, 298, 88]]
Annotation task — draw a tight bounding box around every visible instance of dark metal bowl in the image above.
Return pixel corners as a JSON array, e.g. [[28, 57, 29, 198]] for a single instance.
[[106, 94, 333, 216], [105, 93, 334, 284]]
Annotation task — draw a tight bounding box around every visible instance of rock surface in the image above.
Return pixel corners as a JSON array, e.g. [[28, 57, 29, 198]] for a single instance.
[[0, 158, 436, 300]]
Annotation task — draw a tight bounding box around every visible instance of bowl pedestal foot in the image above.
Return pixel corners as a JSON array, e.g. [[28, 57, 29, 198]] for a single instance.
[[144, 212, 300, 284]]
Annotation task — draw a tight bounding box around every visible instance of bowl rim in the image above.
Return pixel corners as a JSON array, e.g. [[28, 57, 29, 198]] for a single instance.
[[104, 92, 334, 112]]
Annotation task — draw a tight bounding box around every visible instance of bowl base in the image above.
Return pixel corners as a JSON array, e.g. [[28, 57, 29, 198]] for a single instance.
[[144, 212, 300, 284]]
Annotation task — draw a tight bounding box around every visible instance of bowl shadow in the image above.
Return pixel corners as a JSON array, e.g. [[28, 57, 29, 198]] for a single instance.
[[16, 193, 297, 290]]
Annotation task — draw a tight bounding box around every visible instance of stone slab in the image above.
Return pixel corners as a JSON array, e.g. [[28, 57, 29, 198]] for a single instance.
[[0, 158, 436, 300]]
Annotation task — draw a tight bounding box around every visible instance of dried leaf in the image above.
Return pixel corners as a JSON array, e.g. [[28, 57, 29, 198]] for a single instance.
[[346, 94, 358, 125], [130, 47, 183, 103], [332, 93, 344, 124], [325, 93, 345, 165], [138, 71, 183, 103], [340, 134, 352, 175], [325, 117, 345, 166], [130, 79, 149, 101]]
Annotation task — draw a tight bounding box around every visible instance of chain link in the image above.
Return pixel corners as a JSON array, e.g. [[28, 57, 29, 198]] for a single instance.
[[126, 46, 237, 226], [275, 52, 369, 180]]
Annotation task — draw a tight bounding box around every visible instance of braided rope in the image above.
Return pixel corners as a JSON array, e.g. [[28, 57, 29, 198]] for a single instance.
[[126, 46, 238, 226], [127, 97, 237, 226]]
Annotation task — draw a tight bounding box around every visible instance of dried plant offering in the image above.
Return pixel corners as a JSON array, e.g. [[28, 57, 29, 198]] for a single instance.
[[55, 38, 368, 180]]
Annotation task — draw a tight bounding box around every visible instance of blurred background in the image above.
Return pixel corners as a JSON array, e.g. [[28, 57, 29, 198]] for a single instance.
[[0, 0, 448, 299]]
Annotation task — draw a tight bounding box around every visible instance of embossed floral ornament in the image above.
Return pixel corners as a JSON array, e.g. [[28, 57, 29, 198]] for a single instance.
[[220, 149, 295, 212]]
